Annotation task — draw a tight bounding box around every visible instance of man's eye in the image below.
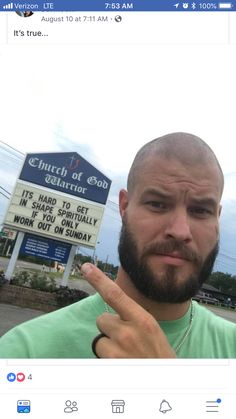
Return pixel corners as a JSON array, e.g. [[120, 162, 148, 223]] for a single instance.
[[146, 201, 167, 210], [190, 207, 212, 216]]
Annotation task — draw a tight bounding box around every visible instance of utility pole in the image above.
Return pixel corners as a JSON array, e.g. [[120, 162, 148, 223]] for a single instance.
[[104, 254, 109, 272], [92, 241, 100, 263]]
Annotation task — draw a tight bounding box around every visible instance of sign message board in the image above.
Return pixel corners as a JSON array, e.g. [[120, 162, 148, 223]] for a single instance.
[[19, 152, 111, 205], [4, 182, 104, 248], [20, 234, 71, 263]]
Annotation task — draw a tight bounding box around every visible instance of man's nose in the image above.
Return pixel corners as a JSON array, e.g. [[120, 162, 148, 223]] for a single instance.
[[164, 209, 192, 242]]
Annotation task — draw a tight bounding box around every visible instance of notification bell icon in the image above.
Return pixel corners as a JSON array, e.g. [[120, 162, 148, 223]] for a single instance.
[[159, 399, 172, 414]]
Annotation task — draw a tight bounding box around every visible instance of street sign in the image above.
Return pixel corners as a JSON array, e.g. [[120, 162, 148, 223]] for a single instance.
[[0, 227, 17, 240], [19, 152, 111, 205]]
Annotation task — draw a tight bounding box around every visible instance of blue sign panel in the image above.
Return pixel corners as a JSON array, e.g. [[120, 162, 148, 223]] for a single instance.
[[20, 234, 71, 263], [19, 152, 111, 205]]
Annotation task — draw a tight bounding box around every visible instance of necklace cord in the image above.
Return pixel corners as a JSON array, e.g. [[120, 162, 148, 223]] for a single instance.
[[103, 299, 194, 355], [174, 300, 194, 353]]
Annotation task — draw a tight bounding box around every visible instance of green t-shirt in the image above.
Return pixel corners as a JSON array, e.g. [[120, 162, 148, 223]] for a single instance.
[[0, 294, 235, 358]]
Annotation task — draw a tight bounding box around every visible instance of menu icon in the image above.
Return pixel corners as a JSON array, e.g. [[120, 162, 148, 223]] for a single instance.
[[205, 398, 222, 413]]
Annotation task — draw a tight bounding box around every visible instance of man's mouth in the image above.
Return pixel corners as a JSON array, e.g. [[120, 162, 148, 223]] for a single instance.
[[154, 252, 189, 266], [159, 252, 188, 259]]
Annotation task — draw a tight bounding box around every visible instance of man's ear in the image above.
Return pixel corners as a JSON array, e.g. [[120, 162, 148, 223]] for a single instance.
[[119, 189, 128, 218]]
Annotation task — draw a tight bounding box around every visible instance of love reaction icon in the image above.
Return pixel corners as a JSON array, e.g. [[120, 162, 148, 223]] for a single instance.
[[17, 373, 25, 382]]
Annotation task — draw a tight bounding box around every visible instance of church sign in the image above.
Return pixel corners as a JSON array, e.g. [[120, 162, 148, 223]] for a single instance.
[[19, 152, 111, 205], [4, 181, 104, 247]]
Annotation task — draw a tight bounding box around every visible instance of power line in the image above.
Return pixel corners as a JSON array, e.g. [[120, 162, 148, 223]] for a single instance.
[[0, 191, 10, 200], [107, 205, 119, 213], [0, 186, 11, 195], [0, 156, 22, 166], [219, 252, 236, 262], [0, 140, 25, 156], [0, 151, 24, 166], [107, 199, 119, 207], [77, 248, 91, 257]]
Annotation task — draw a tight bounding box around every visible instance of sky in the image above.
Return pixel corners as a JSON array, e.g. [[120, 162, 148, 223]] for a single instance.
[[0, 12, 236, 272]]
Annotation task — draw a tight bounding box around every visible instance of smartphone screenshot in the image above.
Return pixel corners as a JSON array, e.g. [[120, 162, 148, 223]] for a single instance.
[[0, 1, 236, 417]]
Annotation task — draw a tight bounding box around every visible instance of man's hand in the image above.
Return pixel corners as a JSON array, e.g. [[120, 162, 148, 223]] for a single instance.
[[81, 263, 176, 358]]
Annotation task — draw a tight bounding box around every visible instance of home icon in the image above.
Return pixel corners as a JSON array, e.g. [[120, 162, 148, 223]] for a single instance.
[[111, 400, 125, 413]]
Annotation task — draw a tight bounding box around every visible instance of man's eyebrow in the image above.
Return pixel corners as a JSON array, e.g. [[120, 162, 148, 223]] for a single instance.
[[190, 197, 218, 207], [141, 188, 173, 199], [141, 189, 218, 207]]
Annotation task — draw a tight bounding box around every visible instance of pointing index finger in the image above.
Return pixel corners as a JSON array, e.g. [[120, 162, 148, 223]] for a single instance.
[[81, 263, 148, 322]]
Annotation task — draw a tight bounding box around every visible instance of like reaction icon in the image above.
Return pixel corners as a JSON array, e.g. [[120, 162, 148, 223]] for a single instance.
[[7, 372, 16, 382]]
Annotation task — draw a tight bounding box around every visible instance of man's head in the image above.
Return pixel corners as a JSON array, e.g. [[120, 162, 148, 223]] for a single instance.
[[118, 132, 223, 303]]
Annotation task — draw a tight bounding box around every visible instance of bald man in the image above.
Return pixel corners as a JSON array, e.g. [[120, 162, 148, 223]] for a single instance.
[[0, 133, 236, 358]]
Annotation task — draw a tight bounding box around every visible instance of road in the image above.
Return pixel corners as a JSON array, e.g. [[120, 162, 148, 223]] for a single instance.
[[0, 256, 47, 273], [0, 303, 44, 337], [206, 305, 236, 324]]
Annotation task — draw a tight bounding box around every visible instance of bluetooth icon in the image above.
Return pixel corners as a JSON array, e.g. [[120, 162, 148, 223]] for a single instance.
[[191, 2, 196, 8]]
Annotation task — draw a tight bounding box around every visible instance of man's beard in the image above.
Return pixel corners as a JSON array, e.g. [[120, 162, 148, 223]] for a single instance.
[[118, 218, 219, 303]]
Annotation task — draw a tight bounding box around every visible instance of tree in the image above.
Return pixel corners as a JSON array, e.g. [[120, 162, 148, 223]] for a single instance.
[[206, 271, 236, 295]]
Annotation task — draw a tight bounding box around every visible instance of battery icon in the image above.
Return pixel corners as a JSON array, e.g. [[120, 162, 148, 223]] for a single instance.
[[218, 2, 233, 8]]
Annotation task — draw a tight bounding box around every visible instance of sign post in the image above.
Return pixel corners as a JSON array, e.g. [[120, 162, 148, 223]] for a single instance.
[[60, 245, 77, 286], [5, 232, 24, 281]]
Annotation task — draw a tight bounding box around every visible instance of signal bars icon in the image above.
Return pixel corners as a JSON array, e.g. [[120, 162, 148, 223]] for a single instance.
[[3, 2, 13, 9]]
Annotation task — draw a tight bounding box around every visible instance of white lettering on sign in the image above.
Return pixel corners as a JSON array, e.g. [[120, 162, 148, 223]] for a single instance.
[[28, 158, 68, 178], [45, 174, 87, 194], [4, 182, 104, 247], [87, 176, 108, 189]]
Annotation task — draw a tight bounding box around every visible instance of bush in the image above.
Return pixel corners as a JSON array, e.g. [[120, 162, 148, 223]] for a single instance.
[[55, 286, 89, 307], [8, 271, 89, 308], [11, 270, 57, 292], [11, 270, 31, 287], [29, 272, 57, 292], [0, 270, 7, 286]]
